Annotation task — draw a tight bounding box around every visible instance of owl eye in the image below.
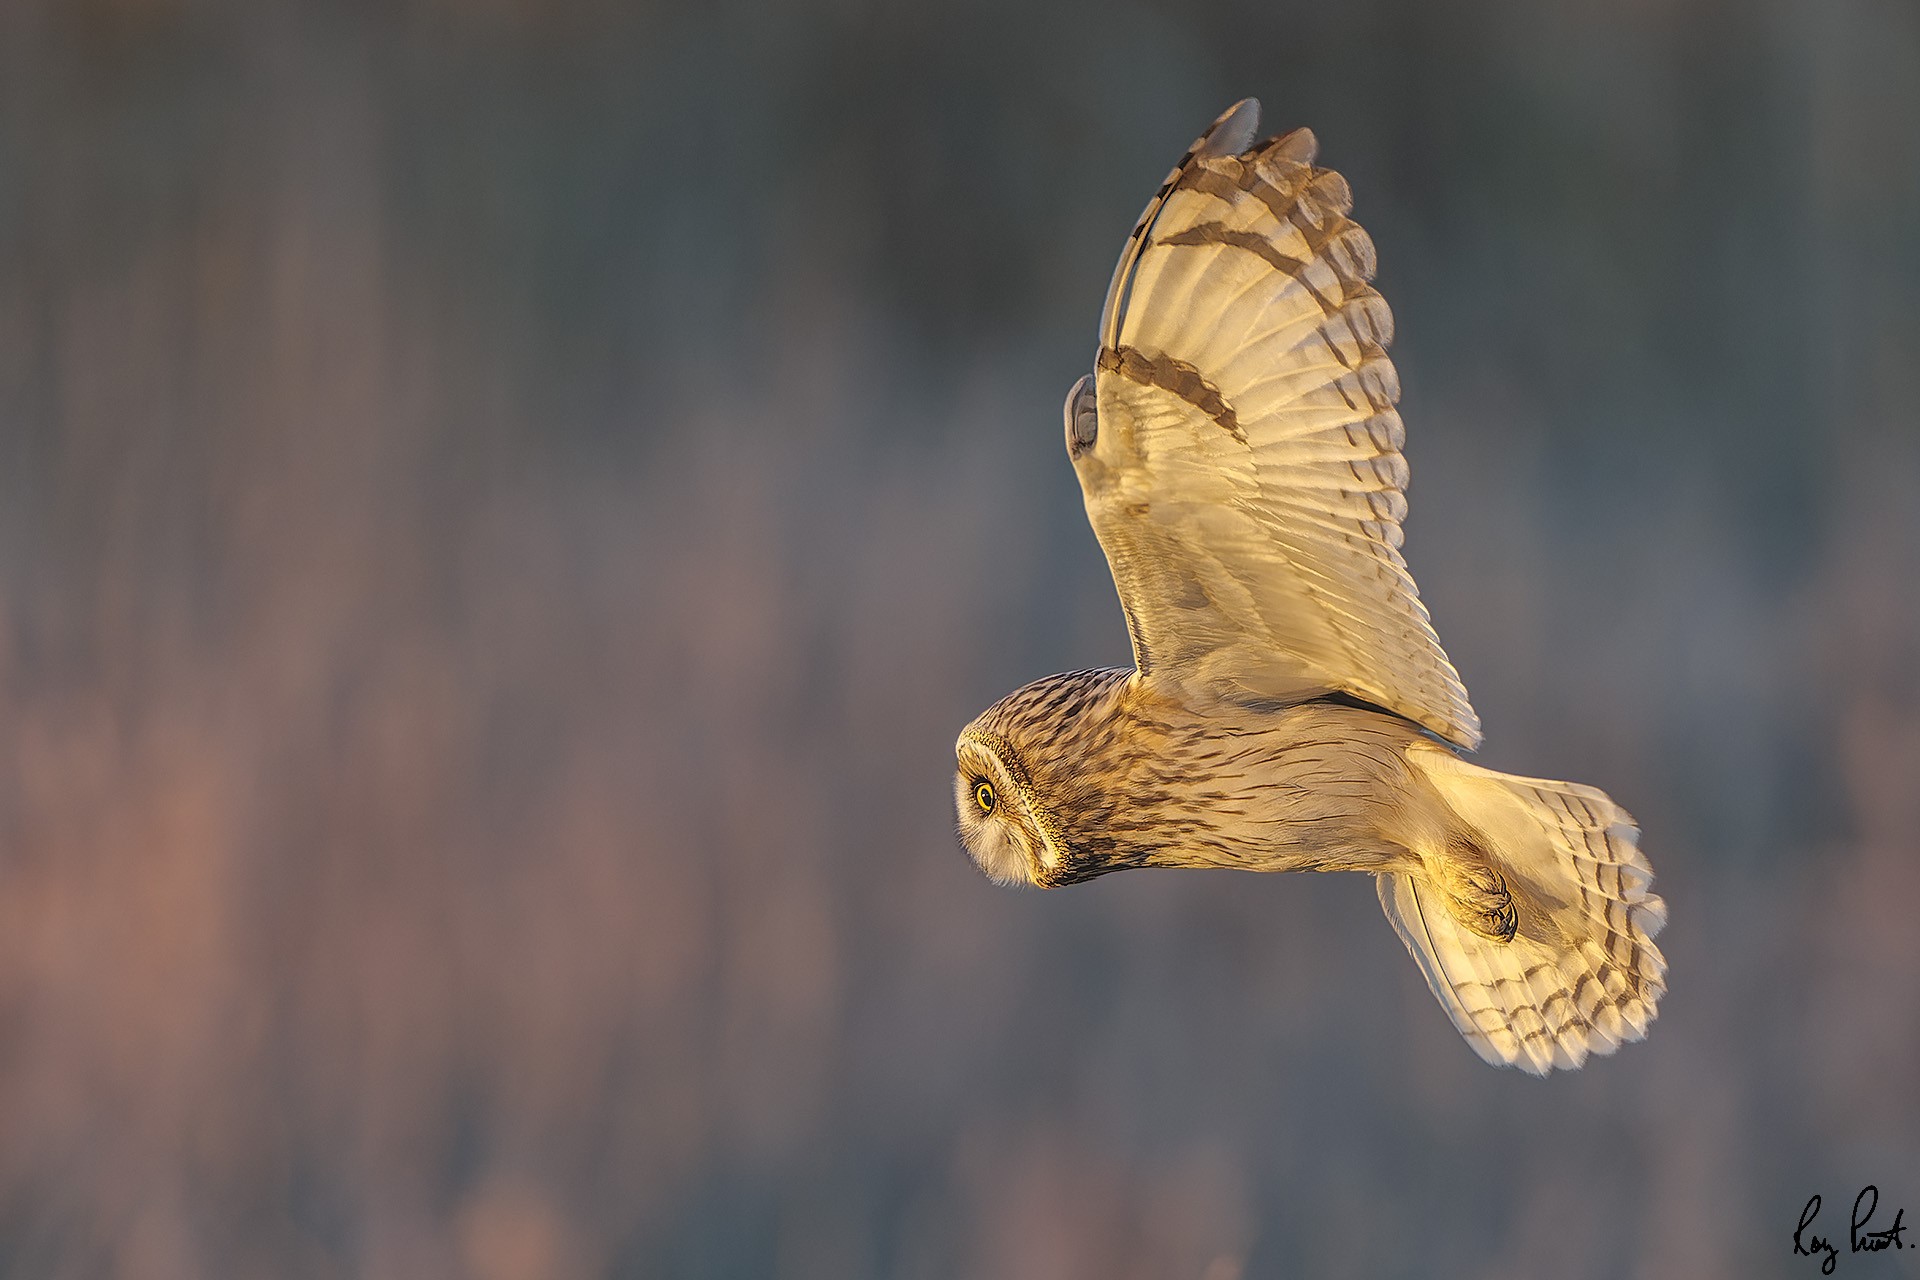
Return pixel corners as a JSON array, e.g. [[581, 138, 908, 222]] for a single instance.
[[974, 780, 996, 813]]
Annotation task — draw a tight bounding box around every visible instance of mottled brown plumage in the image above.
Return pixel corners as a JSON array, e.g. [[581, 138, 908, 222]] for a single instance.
[[953, 100, 1667, 1075], [959, 670, 1432, 887]]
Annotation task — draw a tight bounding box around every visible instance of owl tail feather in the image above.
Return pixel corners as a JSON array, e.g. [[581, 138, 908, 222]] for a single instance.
[[1376, 744, 1668, 1075]]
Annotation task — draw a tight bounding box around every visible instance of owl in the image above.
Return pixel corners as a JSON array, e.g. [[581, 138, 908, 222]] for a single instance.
[[953, 100, 1666, 1074]]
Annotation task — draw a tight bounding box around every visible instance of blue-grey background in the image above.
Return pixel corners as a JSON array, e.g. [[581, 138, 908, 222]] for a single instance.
[[2, 1, 1917, 1276]]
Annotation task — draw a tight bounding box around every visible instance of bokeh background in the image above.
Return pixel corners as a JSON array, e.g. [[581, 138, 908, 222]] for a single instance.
[[4, 0, 1919, 1276]]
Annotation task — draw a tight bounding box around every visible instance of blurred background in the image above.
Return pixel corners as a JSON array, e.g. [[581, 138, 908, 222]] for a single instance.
[[3, 0, 1918, 1276]]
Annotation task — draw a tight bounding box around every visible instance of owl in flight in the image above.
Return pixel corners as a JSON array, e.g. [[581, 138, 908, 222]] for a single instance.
[[954, 100, 1666, 1074]]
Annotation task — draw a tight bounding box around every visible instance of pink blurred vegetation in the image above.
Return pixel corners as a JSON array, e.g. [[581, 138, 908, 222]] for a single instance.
[[2, 1, 1918, 1277]]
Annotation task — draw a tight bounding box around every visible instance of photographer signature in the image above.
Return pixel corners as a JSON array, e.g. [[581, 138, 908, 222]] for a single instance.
[[1794, 1186, 1908, 1274]]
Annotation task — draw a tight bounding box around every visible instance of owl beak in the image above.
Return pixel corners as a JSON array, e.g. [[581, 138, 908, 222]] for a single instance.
[[1026, 822, 1082, 888]]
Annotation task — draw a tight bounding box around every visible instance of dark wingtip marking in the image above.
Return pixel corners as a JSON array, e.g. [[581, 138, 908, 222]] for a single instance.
[[1199, 99, 1262, 158], [1101, 101, 1268, 351]]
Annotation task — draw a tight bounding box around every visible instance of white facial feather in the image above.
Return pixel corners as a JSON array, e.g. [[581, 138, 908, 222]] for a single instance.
[[952, 741, 1040, 887]]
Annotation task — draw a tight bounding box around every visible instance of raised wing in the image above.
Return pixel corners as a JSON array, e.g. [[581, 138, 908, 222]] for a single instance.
[[1067, 100, 1481, 748]]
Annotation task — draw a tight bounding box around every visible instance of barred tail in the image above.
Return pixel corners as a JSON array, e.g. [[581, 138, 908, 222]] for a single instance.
[[1377, 743, 1668, 1075]]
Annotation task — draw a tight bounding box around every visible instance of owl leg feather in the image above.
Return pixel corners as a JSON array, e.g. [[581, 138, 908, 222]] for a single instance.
[[1436, 847, 1518, 943]]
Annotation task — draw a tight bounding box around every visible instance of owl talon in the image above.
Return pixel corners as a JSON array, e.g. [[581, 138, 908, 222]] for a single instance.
[[1445, 858, 1518, 943]]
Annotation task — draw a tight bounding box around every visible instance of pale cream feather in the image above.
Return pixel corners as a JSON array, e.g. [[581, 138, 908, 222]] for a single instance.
[[1073, 100, 1480, 748], [1381, 744, 1668, 1074]]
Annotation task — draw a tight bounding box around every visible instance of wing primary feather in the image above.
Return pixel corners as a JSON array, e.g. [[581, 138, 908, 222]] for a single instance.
[[1099, 99, 1262, 352], [1076, 106, 1482, 747]]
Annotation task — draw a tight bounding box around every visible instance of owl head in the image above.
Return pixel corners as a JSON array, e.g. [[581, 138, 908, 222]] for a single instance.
[[952, 730, 1063, 887]]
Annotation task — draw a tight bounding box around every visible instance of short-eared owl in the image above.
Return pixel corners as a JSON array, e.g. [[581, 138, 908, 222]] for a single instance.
[[954, 100, 1666, 1074]]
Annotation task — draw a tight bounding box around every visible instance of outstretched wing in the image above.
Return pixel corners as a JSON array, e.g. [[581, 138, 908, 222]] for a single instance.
[[1067, 99, 1481, 748]]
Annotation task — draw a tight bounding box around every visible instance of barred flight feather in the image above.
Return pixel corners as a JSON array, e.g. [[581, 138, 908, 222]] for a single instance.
[[1075, 100, 1482, 748]]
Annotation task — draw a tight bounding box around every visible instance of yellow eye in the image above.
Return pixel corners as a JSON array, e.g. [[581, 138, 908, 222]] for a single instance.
[[974, 781, 995, 813]]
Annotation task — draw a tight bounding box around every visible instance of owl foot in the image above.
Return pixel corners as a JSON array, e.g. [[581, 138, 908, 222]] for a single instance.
[[1442, 856, 1518, 943]]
